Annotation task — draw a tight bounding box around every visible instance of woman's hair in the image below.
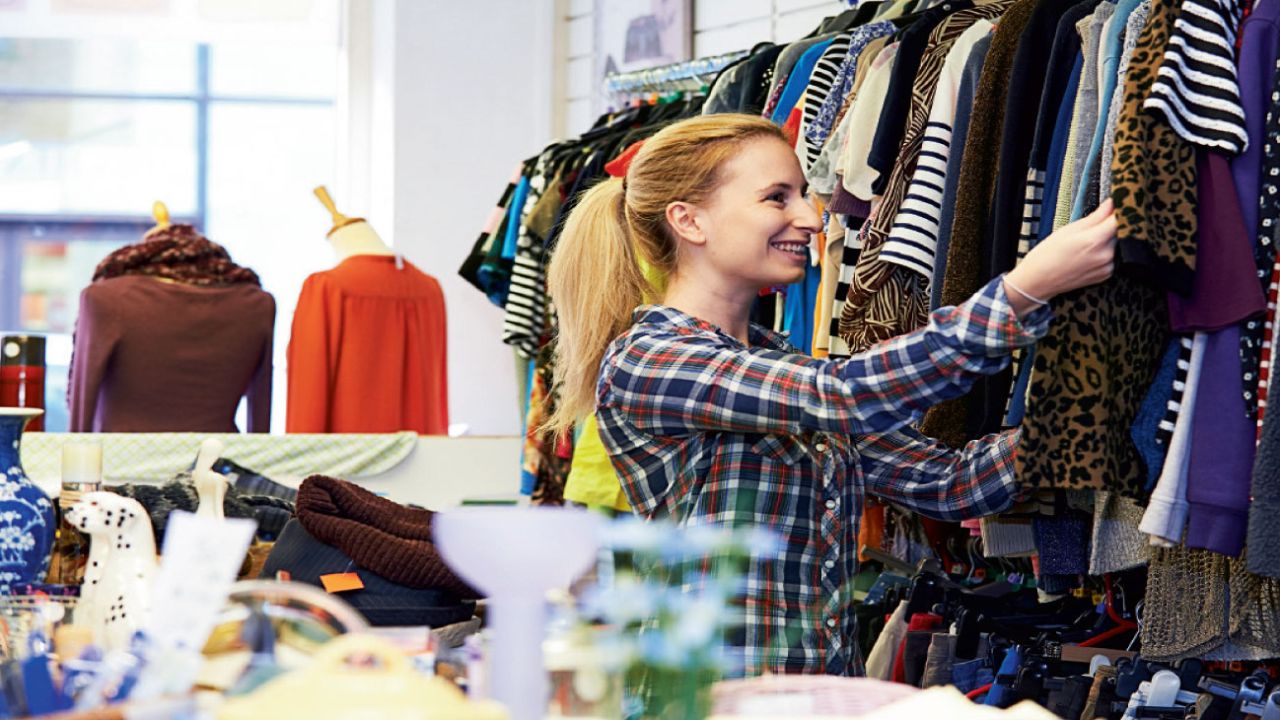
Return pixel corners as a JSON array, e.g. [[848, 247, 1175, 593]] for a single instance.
[[545, 113, 787, 435]]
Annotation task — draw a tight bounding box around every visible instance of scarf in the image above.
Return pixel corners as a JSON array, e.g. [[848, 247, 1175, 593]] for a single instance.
[[92, 224, 261, 286]]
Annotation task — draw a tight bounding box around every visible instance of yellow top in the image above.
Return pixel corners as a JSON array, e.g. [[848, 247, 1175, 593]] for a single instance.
[[561, 253, 667, 514], [563, 414, 632, 512]]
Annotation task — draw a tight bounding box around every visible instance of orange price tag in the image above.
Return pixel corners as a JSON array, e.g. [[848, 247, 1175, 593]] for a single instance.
[[320, 572, 365, 593]]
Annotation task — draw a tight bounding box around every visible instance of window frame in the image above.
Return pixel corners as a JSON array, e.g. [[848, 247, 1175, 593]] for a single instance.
[[0, 40, 338, 431]]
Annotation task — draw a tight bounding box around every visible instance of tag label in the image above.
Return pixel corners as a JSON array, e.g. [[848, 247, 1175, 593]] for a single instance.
[[321, 572, 365, 593]]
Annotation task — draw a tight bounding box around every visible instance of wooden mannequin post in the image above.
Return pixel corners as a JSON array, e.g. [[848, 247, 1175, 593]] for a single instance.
[[312, 186, 395, 260]]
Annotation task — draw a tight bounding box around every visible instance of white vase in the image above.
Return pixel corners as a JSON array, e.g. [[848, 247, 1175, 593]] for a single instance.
[[433, 507, 601, 720]]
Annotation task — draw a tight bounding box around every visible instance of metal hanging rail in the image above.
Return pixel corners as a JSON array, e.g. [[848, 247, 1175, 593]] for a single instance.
[[602, 50, 749, 95]]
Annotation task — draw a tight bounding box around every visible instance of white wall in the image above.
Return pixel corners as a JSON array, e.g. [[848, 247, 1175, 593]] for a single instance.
[[339, 0, 844, 435], [344, 0, 558, 437], [563, 0, 844, 134]]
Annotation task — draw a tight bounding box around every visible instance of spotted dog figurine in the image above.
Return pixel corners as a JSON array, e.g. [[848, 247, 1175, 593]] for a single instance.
[[66, 491, 158, 651]]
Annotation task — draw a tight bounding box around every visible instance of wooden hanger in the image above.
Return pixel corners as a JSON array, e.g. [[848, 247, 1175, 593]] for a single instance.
[[313, 185, 365, 237]]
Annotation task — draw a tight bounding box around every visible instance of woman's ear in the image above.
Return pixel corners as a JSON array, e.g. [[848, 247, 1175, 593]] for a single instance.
[[665, 201, 708, 247]]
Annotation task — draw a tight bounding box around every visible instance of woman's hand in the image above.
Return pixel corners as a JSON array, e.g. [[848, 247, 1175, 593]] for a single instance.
[[1004, 198, 1118, 313]]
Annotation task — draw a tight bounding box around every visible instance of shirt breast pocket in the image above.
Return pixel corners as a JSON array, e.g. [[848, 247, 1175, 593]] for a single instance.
[[749, 433, 809, 466]]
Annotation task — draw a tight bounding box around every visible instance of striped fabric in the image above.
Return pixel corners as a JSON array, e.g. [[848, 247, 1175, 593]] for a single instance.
[[806, 23, 899, 154], [1159, 335, 1196, 446], [881, 21, 996, 278], [840, 2, 1013, 352], [828, 211, 873, 358], [1260, 265, 1280, 435], [501, 154, 551, 359], [1015, 170, 1047, 261], [1000, 167, 1045, 423], [1142, 0, 1249, 153], [799, 34, 854, 171], [596, 276, 1049, 676]]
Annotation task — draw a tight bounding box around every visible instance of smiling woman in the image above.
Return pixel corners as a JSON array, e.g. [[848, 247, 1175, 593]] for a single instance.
[[543, 112, 1120, 677]]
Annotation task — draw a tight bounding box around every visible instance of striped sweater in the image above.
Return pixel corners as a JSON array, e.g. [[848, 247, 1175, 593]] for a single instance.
[[879, 21, 995, 278], [798, 33, 854, 171], [1143, 0, 1249, 153]]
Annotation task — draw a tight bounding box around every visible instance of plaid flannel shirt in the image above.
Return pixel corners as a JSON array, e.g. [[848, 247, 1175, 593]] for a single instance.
[[596, 275, 1051, 676]]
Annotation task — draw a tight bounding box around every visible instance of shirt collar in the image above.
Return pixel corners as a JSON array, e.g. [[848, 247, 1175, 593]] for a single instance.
[[631, 304, 794, 352]]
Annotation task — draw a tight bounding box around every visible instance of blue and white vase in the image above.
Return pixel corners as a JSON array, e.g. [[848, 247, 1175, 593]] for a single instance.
[[0, 408, 54, 593]]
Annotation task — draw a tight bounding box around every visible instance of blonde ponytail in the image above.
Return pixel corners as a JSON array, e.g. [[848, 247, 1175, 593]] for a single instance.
[[545, 113, 787, 436], [545, 177, 653, 436]]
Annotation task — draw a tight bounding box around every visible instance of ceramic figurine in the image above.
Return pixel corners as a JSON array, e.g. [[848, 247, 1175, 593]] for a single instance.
[[0, 408, 55, 593], [66, 491, 157, 650], [192, 438, 229, 521]]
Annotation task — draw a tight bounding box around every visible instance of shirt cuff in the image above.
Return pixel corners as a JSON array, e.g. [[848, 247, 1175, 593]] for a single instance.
[[987, 274, 1053, 344]]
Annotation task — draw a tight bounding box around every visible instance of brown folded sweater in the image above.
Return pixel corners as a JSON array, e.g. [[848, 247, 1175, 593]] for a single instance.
[[295, 475, 480, 598]]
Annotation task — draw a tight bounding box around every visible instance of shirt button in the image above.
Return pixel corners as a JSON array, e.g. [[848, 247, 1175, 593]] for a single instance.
[[825, 559, 836, 569], [826, 499, 837, 510], [826, 617, 837, 628]]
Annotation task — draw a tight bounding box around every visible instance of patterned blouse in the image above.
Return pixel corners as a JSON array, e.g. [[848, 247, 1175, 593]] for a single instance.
[[596, 275, 1051, 676]]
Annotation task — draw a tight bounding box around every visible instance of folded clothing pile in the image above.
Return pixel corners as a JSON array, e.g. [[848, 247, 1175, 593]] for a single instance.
[[261, 475, 479, 628]]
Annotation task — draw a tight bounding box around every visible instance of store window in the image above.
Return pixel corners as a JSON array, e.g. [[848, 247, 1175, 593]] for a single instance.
[[0, 36, 338, 431]]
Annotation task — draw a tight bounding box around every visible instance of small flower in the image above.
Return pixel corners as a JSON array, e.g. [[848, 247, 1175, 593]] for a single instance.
[[0, 526, 34, 552]]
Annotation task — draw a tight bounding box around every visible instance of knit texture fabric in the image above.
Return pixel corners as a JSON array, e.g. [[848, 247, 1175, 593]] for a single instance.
[[92, 224, 261, 287], [295, 475, 479, 598], [1090, 491, 1149, 574], [1248, 343, 1280, 576], [1143, 546, 1280, 662], [107, 478, 292, 547], [979, 516, 1037, 557], [1033, 510, 1090, 575]]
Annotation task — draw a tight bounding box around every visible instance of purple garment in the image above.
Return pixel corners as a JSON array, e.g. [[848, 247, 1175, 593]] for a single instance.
[[69, 275, 276, 433], [830, 176, 872, 217], [1185, 324, 1255, 557], [1167, 152, 1266, 331], [1232, 1, 1280, 232]]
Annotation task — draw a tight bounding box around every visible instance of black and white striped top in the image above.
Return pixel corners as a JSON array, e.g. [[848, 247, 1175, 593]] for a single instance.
[[799, 33, 853, 171], [1143, 0, 1249, 153]]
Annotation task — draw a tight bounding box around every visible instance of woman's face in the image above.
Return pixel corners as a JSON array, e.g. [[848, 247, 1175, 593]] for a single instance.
[[690, 137, 823, 292]]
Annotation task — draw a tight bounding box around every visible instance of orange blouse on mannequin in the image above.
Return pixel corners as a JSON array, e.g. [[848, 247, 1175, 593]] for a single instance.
[[287, 255, 448, 435]]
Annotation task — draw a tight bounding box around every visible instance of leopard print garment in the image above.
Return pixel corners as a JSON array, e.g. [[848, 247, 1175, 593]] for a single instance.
[[1015, 0, 1177, 494], [1109, 0, 1198, 294], [836, 0, 1015, 348]]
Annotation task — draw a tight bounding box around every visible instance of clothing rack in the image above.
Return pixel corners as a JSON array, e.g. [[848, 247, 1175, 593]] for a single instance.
[[603, 50, 749, 95]]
